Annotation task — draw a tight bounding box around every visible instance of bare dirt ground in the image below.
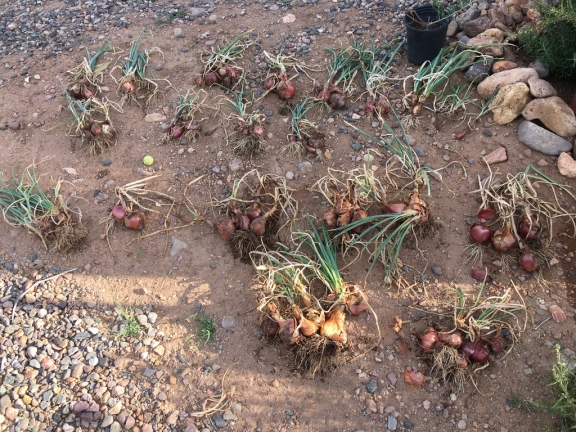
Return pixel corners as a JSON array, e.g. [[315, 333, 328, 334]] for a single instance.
[[1, 0, 576, 431]]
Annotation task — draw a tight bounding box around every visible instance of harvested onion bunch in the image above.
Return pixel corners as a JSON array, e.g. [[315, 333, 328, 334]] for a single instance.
[[223, 87, 267, 157], [316, 45, 363, 110], [102, 175, 183, 255], [285, 98, 325, 156], [0, 164, 87, 253], [66, 40, 114, 100], [113, 30, 162, 106], [65, 93, 118, 155], [323, 181, 369, 234], [262, 51, 297, 100], [196, 29, 256, 89], [252, 222, 372, 378], [161, 91, 205, 144]]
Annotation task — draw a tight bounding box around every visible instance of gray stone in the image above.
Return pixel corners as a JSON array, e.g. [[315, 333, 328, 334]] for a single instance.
[[461, 17, 495, 38], [189, 7, 207, 17], [530, 59, 549, 78], [170, 236, 188, 257], [101, 415, 114, 428], [148, 312, 158, 324], [387, 372, 397, 385], [464, 60, 493, 83], [213, 414, 226, 428], [387, 415, 398, 431], [447, 20, 459, 37], [457, 420, 467, 430], [110, 422, 122, 432], [228, 158, 243, 172], [458, 6, 481, 25], [166, 411, 179, 425], [366, 379, 377, 393], [518, 121, 573, 156], [221, 316, 236, 329], [297, 161, 313, 173], [477, 68, 538, 100], [431, 265, 443, 275]]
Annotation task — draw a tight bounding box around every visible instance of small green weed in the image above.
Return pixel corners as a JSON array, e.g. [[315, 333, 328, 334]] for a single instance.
[[114, 303, 142, 339], [546, 344, 576, 430], [186, 309, 217, 345], [155, 9, 187, 26], [506, 388, 537, 413]]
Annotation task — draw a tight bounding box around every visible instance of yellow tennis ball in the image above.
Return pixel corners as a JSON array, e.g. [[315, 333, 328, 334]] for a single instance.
[[143, 155, 154, 166]]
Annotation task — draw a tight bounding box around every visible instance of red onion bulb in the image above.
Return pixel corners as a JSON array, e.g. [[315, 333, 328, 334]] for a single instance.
[[470, 224, 491, 243]]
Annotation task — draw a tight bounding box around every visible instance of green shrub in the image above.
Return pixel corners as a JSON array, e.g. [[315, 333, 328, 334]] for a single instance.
[[518, 0, 576, 77]]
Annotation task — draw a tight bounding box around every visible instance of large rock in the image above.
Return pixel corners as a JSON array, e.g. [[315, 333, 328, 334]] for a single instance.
[[477, 67, 538, 99], [522, 96, 576, 138], [467, 37, 503, 56], [492, 60, 517, 73], [527, 77, 557, 98], [447, 20, 459, 37], [489, 82, 531, 125], [476, 28, 506, 42], [518, 121, 573, 155], [461, 17, 495, 37], [464, 60, 493, 83], [487, 7, 506, 24], [557, 152, 576, 179]]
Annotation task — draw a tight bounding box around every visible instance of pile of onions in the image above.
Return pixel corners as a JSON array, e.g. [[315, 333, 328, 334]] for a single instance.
[[265, 71, 296, 100], [317, 84, 345, 110], [68, 80, 98, 100], [419, 328, 489, 364], [196, 65, 240, 88], [323, 181, 369, 233], [215, 201, 277, 241], [81, 120, 115, 142], [110, 204, 146, 230], [382, 189, 429, 225]]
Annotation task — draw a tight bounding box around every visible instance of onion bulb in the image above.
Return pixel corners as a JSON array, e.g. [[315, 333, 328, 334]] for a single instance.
[[517, 215, 539, 241], [277, 79, 296, 100], [490, 328, 505, 354], [320, 306, 347, 344], [293, 308, 319, 337], [470, 224, 491, 243], [264, 77, 276, 90], [491, 226, 516, 252], [519, 249, 538, 272], [111, 204, 126, 221], [323, 210, 337, 228], [261, 316, 280, 336], [171, 125, 184, 139], [203, 72, 218, 86], [250, 204, 276, 237], [214, 218, 236, 241], [328, 93, 345, 110], [419, 328, 438, 353], [121, 81, 136, 94], [455, 353, 468, 368], [225, 66, 238, 80], [279, 318, 300, 347], [123, 210, 146, 230], [236, 214, 251, 231], [461, 341, 476, 358], [470, 343, 489, 364], [437, 331, 462, 348], [385, 202, 407, 214], [364, 98, 375, 113], [477, 208, 497, 222], [90, 122, 102, 136], [471, 266, 487, 281], [246, 204, 263, 221], [252, 124, 265, 137]]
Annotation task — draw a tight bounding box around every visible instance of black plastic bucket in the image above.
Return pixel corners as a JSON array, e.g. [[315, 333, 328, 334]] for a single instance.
[[404, 5, 450, 65]]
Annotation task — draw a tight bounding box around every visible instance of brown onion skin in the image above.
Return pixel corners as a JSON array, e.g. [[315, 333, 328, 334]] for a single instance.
[[470, 224, 491, 243], [250, 216, 267, 236], [277, 80, 296, 100], [323, 210, 337, 228], [215, 218, 236, 241], [490, 336, 505, 354], [203, 72, 218, 86], [236, 214, 251, 231], [420, 328, 438, 353], [121, 81, 136, 94], [455, 353, 468, 368], [491, 227, 516, 252], [328, 93, 345, 110], [111, 204, 126, 221], [246, 205, 263, 221], [519, 250, 538, 272], [437, 331, 462, 348]]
